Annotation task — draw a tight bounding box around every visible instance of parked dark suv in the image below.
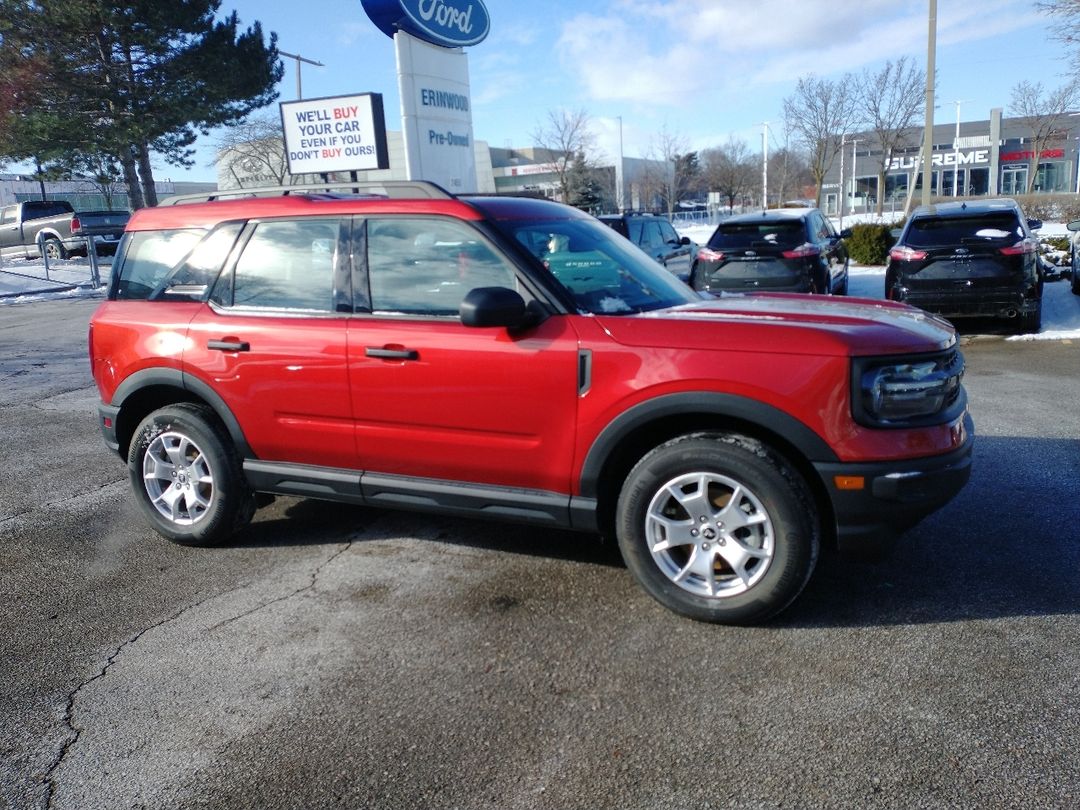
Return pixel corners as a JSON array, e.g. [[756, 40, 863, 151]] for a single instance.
[[886, 199, 1044, 332], [89, 182, 972, 625], [598, 212, 694, 281], [689, 208, 849, 295]]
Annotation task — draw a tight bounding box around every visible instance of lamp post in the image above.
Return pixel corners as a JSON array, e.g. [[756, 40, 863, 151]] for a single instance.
[[278, 51, 324, 100], [762, 121, 769, 211], [838, 134, 846, 228], [921, 0, 937, 206], [849, 138, 860, 215], [951, 99, 970, 197]]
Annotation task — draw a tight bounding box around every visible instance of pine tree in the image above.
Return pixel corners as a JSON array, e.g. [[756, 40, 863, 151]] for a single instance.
[[0, 0, 282, 207]]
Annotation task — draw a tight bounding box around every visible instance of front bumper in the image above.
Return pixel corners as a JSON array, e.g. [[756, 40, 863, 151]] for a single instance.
[[814, 412, 974, 557]]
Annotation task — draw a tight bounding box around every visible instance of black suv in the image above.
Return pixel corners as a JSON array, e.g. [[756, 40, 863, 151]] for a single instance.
[[886, 199, 1043, 332], [598, 212, 694, 281], [688, 208, 849, 295]]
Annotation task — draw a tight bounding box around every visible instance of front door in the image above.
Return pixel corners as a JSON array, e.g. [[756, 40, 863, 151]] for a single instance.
[[347, 215, 581, 494]]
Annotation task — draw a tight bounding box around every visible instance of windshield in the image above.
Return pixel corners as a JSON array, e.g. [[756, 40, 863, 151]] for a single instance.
[[505, 217, 699, 314]]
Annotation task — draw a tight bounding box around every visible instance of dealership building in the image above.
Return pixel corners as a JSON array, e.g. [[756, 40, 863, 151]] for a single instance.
[[821, 108, 1080, 215]]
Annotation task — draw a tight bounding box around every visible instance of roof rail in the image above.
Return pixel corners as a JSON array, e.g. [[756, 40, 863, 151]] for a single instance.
[[157, 180, 454, 206]]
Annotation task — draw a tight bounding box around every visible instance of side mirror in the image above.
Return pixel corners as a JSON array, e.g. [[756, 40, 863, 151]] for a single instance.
[[839, 228, 853, 239], [1027, 218, 1043, 232], [460, 287, 538, 329], [1066, 219, 1080, 233], [679, 236, 691, 246]]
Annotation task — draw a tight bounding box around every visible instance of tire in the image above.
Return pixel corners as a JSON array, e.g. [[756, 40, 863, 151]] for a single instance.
[[1072, 263, 1080, 296], [128, 403, 255, 546], [1017, 301, 1042, 334], [42, 237, 66, 261], [615, 433, 819, 625]]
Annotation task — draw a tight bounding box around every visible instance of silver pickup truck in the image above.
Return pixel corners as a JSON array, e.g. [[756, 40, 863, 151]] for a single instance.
[[0, 200, 129, 261]]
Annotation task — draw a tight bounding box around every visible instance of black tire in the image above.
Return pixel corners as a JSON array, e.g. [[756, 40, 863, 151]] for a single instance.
[[1017, 301, 1042, 334], [1072, 263, 1080, 296], [128, 403, 255, 546], [615, 433, 819, 625], [42, 237, 66, 261]]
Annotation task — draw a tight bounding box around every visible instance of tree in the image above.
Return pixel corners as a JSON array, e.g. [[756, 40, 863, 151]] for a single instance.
[[0, 1, 283, 207], [1009, 79, 1080, 193], [642, 124, 689, 215], [565, 151, 605, 212], [214, 114, 289, 187], [855, 57, 925, 215], [1039, 1, 1080, 77], [766, 144, 813, 208], [531, 108, 598, 204], [702, 136, 756, 212], [783, 74, 859, 207]]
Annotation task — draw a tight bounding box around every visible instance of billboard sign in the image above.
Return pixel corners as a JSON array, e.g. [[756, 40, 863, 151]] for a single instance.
[[360, 0, 490, 48], [279, 93, 389, 176]]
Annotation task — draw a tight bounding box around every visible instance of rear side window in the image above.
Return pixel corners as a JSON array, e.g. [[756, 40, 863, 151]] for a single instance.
[[112, 229, 206, 300], [229, 219, 343, 312], [905, 213, 1023, 247], [708, 221, 804, 249]]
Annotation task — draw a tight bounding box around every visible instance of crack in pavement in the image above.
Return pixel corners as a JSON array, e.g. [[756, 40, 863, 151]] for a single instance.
[[38, 537, 356, 809], [39, 589, 227, 810], [0, 479, 126, 528], [207, 539, 355, 633]]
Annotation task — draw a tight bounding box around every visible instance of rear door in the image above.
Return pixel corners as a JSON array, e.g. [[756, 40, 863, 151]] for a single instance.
[[346, 215, 581, 495], [184, 216, 357, 469]]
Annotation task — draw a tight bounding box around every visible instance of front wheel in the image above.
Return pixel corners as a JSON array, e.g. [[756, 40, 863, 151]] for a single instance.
[[128, 403, 255, 546], [616, 433, 819, 625]]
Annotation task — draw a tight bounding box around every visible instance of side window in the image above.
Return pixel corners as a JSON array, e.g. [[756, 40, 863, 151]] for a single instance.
[[230, 219, 342, 311], [642, 221, 665, 250], [659, 220, 680, 245], [626, 218, 645, 246], [112, 229, 207, 300], [366, 217, 517, 316], [0, 206, 15, 225], [158, 223, 243, 300]]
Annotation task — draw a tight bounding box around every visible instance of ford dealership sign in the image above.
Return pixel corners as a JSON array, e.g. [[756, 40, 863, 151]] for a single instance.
[[361, 0, 490, 48]]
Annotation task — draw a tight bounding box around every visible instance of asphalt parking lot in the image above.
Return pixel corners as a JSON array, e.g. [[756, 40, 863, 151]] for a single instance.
[[1, 297, 1078, 809]]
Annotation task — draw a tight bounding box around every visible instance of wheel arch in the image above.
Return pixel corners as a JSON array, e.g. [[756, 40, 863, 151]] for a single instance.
[[579, 393, 838, 543], [111, 368, 254, 460]]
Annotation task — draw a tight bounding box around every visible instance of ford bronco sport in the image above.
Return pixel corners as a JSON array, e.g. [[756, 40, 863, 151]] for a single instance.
[[89, 182, 973, 625]]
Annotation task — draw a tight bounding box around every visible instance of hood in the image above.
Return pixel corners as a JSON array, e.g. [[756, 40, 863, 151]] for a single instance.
[[595, 292, 957, 357]]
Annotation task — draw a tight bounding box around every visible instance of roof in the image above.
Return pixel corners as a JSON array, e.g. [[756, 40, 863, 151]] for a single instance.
[[910, 198, 1024, 218], [721, 207, 817, 224]]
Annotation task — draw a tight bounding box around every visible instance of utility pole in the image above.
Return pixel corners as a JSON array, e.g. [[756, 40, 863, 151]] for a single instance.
[[849, 138, 860, 214], [921, 0, 937, 206], [278, 51, 324, 100], [839, 134, 846, 228], [762, 121, 769, 211]]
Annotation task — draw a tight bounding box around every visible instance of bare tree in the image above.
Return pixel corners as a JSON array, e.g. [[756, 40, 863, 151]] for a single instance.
[[531, 108, 598, 203], [703, 136, 756, 212], [856, 57, 925, 215], [783, 74, 859, 207], [1038, 1, 1080, 77], [214, 115, 289, 189], [642, 123, 689, 215], [1009, 79, 1080, 192]]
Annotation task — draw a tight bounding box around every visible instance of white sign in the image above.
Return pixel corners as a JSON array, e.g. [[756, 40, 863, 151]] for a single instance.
[[279, 93, 389, 175], [395, 32, 477, 192]]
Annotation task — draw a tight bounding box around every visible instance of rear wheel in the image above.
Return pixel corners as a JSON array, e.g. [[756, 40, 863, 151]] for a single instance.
[[616, 433, 819, 625], [128, 403, 255, 546], [1017, 301, 1042, 334], [41, 237, 66, 261]]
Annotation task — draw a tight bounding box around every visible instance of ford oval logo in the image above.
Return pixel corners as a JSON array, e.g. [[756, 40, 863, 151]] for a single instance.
[[361, 0, 491, 48]]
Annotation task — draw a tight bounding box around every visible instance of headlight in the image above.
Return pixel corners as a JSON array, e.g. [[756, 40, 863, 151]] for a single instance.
[[853, 350, 965, 427]]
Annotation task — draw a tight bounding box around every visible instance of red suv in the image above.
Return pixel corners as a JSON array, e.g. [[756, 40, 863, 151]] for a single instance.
[[89, 183, 973, 624]]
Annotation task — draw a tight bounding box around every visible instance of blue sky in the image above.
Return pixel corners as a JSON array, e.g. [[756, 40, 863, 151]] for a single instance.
[[167, 0, 1072, 182]]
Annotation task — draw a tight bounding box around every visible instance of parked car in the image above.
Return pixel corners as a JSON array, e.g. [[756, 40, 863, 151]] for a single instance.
[[597, 212, 694, 281], [0, 200, 129, 260], [88, 182, 972, 625], [1066, 218, 1080, 296], [886, 198, 1044, 332], [688, 208, 849, 295]]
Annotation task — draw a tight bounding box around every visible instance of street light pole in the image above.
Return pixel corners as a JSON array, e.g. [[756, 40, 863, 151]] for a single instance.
[[278, 50, 325, 100], [762, 121, 769, 211], [921, 0, 937, 206], [849, 138, 860, 214], [839, 134, 846, 228], [952, 99, 970, 197]]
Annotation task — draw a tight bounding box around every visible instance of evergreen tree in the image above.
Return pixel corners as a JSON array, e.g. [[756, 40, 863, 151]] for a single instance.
[[0, 0, 282, 207]]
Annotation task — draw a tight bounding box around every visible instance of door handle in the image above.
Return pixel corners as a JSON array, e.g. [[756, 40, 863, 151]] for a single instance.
[[208, 339, 250, 352], [365, 347, 419, 360]]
